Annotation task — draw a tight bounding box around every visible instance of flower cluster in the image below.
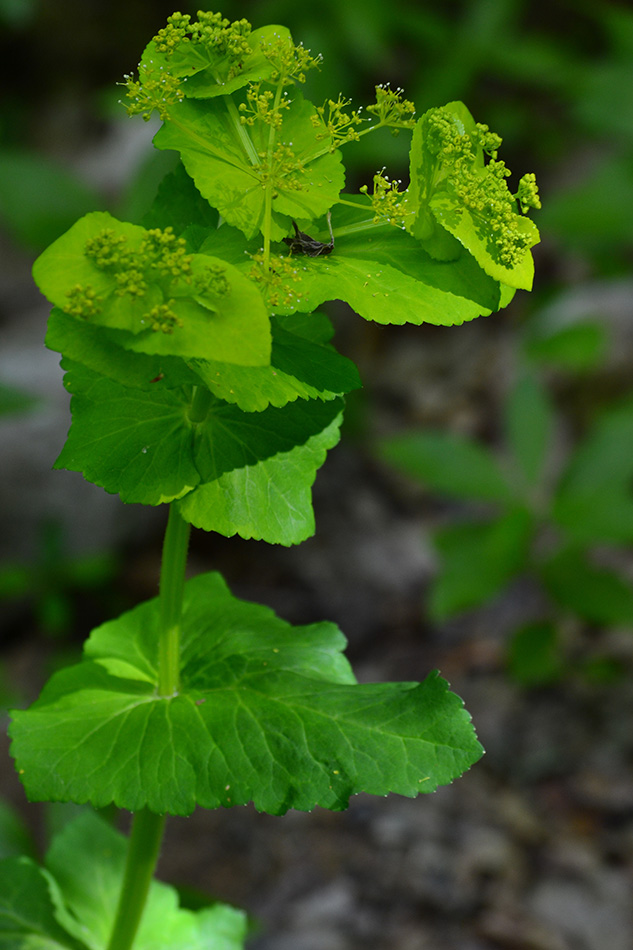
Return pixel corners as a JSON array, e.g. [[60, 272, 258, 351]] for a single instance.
[[423, 109, 539, 268], [366, 84, 416, 132], [516, 172, 541, 213], [154, 10, 253, 65], [263, 37, 322, 86], [256, 144, 306, 192], [248, 252, 304, 309], [311, 95, 364, 150], [123, 62, 184, 122], [67, 227, 228, 330], [239, 83, 291, 129], [360, 170, 411, 228]]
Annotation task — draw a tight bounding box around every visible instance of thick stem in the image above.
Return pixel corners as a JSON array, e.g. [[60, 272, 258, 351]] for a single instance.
[[157, 504, 191, 696], [105, 809, 166, 950]]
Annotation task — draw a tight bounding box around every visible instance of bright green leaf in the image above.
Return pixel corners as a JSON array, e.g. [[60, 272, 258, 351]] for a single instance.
[[33, 212, 271, 367], [430, 508, 533, 620], [138, 24, 294, 101], [153, 92, 344, 241], [177, 413, 342, 543], [378, 430, 513, 503], [190, 318, 360, 410], [10, 573, 483, 816]]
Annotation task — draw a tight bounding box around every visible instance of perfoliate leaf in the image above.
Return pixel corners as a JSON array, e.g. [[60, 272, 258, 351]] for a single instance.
[[10, 573, 483, 816], [55, 361, 343, 507], [176, 413, 342, 543], [377, 430, 514, 503], [153, 92, 345, 241], [33, 211, 271, 367], [0, 857, 81, 950], [430, 508, 533, 620]]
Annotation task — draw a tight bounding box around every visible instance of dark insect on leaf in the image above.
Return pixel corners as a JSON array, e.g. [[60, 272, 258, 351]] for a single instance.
[[283, 211, 334, 257]]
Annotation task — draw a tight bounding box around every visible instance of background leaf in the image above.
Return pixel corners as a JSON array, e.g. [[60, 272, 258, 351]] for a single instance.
[[377, 430, 513, 502], [552, 398, 633, 544], [430, 508, 533, 620], [504, 373, 555, 488], [539, 546, 633, 626]]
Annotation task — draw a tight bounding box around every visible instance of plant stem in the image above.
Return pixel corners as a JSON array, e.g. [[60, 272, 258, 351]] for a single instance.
[[157, 504, 191, 696], [106, 505, 190, 949], [105, 809, 166, 950]]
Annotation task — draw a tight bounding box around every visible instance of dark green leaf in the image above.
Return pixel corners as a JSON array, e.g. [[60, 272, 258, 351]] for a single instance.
[[55, 362, 343, 507], [524, 321, 609, 372], [10, 573, 483, 816]]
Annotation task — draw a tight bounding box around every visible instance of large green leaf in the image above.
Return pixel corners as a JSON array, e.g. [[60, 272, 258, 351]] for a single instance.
[[200, 207, 499, 325], [33, 212, 271, 367], [377, 430, 514, 503], [177, 413, 342, 543], [0, 857, 80, 950], [46, 308, 202, 391], [10, 573, 483, 817], [55, 361, 343, 506], [153, 93, 344, 240]]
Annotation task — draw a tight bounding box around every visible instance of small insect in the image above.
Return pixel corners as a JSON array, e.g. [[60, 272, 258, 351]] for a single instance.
[[283, 210, 334, 257]]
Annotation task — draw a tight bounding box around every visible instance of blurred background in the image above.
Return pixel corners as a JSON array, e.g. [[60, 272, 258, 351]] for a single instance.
[[1, 1, 633, 948]]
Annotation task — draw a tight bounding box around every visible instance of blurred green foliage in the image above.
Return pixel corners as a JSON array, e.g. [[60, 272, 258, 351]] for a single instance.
[[378, 337, 633, 682]]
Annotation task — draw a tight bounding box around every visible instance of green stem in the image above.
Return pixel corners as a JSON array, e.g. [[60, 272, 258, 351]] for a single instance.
[[157, 504, 191, 696], [105, 809, 166, 950], [106, 505, 190, 949]]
